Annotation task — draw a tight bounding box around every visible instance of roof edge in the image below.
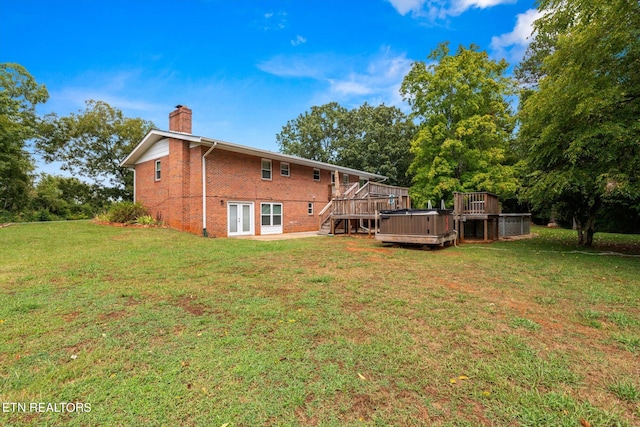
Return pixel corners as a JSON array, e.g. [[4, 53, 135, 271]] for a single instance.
[[121, 129, 387, 181]]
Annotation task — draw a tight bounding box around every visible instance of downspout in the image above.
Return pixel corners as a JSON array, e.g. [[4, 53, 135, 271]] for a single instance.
[[130, 168, 136, 202], [202, 142, 217, 237]]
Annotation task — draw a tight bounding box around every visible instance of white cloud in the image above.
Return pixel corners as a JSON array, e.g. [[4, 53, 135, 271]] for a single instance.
[[258, 47, 413, 108], [330, 78, 374, 97], [490, 8, 542, 63], [387, 0, 516, 20], [257, 53, 336, 79], [260, 10, 287, 30], [386, 0, 427, 16], [291, 35, 307, 46]]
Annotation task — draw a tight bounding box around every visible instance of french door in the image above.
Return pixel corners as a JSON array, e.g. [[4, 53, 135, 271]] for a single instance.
[[228, 202, 254, 236]]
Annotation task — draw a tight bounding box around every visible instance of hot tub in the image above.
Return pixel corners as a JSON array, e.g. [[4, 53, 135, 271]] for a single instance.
[[375, 209, 457, 246]]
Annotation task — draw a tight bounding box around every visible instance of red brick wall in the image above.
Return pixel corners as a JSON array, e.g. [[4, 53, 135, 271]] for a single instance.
[[135, 156, 169, 223], [204, 149, 352, 237], [136, 140, 359, 237], [135, 141, 201, 234]]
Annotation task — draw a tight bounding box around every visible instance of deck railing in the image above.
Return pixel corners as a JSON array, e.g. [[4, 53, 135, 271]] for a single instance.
[[319, 181, 412, 230], [318, 200, 333, 228], [330, 182, 360, 199], [453, 192, 500, 215], [358, 182, 409, 197], [341, 182, 360, 198], [332, 196, 408, 216]]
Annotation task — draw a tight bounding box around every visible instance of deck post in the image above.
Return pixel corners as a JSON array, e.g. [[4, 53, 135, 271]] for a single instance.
[[484, 219, 488, 242], [331, 218, 335, 235]]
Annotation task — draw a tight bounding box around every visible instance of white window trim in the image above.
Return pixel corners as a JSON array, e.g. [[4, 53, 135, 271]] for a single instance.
[[261, 159, 272, 180], [313, 168, 320, 181], [155, 160, 161, 181], [280, 162, 290, 177], [260, 202, 283, 234], [308, 202, 314, 215]]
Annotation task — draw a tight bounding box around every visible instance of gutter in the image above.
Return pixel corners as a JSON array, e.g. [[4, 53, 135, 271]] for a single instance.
[[202, 142, 217, 237]]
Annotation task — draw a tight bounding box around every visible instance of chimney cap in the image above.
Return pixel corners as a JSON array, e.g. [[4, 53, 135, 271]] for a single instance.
[[175, 104, 183, 109]]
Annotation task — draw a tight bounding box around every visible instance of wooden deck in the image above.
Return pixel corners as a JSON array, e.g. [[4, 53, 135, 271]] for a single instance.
[[453, 192, 500, 242], [319, 182, 410, 235]]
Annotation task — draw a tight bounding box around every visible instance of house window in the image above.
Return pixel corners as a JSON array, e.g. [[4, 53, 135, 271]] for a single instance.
[[261, 203, 282, 226], [331, 172, 335, 184], [155, 160, 161, 181], [313, 168, 320, 181], [280, 162, 290, 177], [261, 159, 272, 180], [308, 202, 314, 215], [342, 173, 349, 185]]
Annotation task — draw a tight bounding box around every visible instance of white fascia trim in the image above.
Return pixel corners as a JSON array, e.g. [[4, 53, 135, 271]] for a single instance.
[[120, 129, 202, 168]]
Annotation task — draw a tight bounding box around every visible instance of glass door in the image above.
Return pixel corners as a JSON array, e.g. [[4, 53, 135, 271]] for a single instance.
[[228, 202, 254, 236]]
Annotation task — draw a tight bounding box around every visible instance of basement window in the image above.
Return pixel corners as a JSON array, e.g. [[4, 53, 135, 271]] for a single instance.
[[261, 203, 282, 226], [261, 159, 272, 180], [155, 160, 161, 181]]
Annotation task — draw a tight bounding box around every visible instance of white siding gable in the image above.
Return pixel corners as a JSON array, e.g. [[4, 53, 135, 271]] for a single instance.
[[136, 138, 169, 164]]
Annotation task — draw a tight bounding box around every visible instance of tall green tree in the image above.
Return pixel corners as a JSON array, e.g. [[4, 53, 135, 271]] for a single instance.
[[517, 0, 640, 245], [401, 43, 518, 208], [36, 100, 155, 200], [339, 103, 415, 187], [276, 102, 415, 186], [276, 102, 347, 164], [0, 63, 48, 213]]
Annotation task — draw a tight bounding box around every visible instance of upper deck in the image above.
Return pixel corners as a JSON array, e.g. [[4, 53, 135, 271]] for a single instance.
[[453, 192, 500, 218]]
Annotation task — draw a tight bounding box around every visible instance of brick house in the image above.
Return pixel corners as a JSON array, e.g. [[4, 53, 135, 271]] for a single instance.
[[120, 106, 394, 237]]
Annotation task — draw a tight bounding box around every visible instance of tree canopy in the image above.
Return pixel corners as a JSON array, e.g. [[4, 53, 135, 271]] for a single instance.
[[400, 43, 518, 208], [0, 63, 48, 212], [36, 100, 155, 200], [517, 0, 640, 245], [276, 102, 416, 186], [277, 102, 347, 164]]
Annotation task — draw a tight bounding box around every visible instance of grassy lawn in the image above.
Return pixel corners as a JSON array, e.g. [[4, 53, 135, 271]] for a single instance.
[[1, 222, 639, 426]]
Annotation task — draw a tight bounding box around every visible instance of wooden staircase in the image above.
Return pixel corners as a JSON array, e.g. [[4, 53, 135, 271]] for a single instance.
[[318, 182, 410, 235]]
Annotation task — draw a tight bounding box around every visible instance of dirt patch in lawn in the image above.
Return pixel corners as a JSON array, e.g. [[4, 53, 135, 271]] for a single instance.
[[62, 311, 81, 322], [175, 296, 208, 316]]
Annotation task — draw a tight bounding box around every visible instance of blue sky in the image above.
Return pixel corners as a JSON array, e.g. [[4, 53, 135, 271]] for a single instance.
[[1, 0, 539, 176]]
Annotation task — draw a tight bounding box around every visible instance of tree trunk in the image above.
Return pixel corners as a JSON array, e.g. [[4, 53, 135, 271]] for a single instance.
[[584, 211, 597, 246], [574, 198, 601, 247], [575, 219, 585, 246]]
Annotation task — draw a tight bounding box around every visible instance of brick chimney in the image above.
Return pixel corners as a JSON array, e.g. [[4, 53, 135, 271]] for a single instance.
[[169, 105, 192, 134]]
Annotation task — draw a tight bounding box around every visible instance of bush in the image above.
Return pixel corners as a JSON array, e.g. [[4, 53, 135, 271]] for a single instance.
[[135, 215, 157, 226], [94, 212, 111, 223], [106, 202, 148, 224]]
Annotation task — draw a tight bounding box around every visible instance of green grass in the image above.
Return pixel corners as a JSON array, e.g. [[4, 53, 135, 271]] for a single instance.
[[0, 222, 639, 426]]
